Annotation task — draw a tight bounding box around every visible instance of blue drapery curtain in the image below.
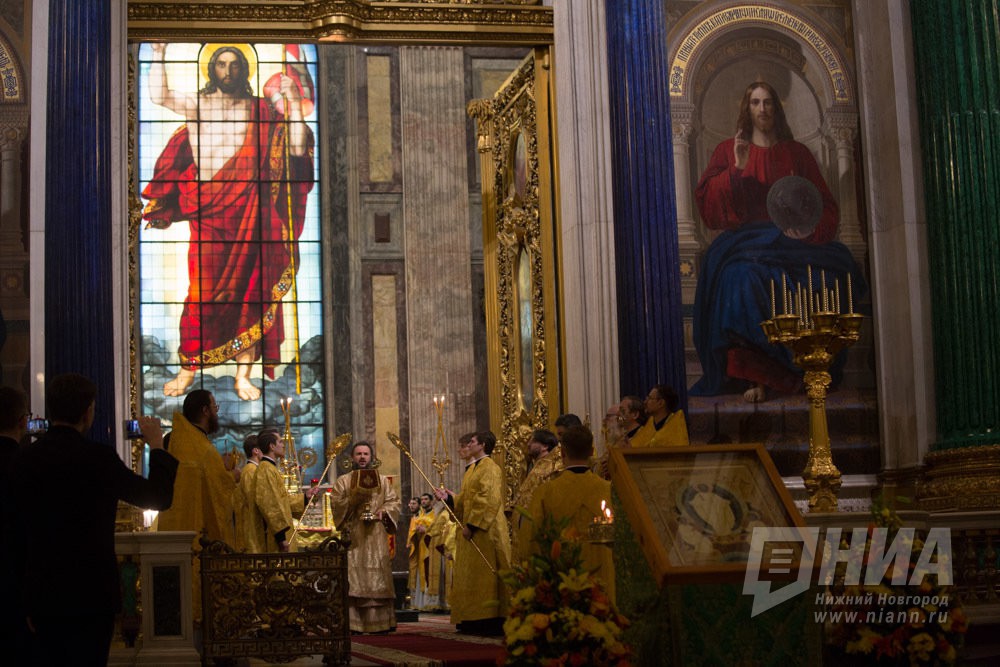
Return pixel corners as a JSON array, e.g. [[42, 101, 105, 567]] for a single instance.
[[45, 0, 116, 443], [605, 0, 687, 407]]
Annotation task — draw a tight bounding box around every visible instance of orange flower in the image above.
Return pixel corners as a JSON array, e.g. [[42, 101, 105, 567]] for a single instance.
[[550, 540, 562, 560]]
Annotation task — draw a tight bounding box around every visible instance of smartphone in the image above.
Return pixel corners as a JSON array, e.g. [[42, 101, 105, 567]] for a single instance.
[[124, 419, 143, 440], [26, 417, 49, 436]]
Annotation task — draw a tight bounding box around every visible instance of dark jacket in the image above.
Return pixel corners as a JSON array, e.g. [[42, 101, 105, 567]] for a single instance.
[[3, 425, 178, 616]]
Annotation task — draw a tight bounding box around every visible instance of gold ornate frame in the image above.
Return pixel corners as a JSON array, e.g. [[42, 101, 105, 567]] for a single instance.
[[609, 444, 806, 585], [468, 50, 559, 505]]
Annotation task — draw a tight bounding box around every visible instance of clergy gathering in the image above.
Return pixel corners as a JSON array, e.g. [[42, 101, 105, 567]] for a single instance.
[[1, 0, 999, 665]]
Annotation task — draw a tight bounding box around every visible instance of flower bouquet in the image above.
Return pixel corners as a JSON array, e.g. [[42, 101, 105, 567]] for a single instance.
[[499, 514, 632, 666], [824, 494, 968, 666]]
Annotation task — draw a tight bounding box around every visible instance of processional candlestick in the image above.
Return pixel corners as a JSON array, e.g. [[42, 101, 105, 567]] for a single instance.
[[280, 397, 302, 494], [762, 266, 862, 513], [430, 394, 451, 487]]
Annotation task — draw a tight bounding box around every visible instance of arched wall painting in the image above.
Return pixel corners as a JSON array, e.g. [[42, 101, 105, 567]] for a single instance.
[[136, 42, 326, 476], [668, 3, 879, 474]]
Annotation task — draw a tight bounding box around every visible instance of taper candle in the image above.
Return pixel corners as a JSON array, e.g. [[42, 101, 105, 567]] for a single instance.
[[847, 273, 853, 314], [781, 273, 788, 314], [770, 279, 776, 318], [807, 265, 814, 316]]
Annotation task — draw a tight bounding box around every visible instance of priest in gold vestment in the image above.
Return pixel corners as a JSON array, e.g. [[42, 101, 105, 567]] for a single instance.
[[508, 428, 562, 559], [425, 500, 457, 610], [330, 441, 401, 633], [630, 384, 689, 447], [155, 390, 238, 620], [250, 430, 315, 552], [526, 425, 615, 603], [234, 434, 262, 550], [407, 493, 437, 609], [436, 431, 510, 635]]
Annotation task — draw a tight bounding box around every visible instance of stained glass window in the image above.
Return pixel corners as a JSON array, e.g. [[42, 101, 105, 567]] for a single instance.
[[136, 43, 325, 479]]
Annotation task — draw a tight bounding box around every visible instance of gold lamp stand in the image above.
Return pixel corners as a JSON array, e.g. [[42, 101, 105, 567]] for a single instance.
[[762, 269, 862, 513]]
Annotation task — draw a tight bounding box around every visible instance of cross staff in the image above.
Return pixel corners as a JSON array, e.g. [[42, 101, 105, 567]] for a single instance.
[[387, 431, 496, 576]]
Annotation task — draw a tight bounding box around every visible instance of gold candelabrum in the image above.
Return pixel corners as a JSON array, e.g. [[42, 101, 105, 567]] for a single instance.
[[280, 397, 302, 495], [431, 394, 451, 488], [761, 267, 862, 513]]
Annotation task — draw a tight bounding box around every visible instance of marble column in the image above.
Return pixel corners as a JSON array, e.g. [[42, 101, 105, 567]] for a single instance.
[[0, 113, 28, 386], [669, 103, 701, 257], [910, 0, 1000, 509], [552, 0, 620, 439], [0, 120, 26, 251], [399, 46, 476, 494], [823, 111, 866, 261], [851, 0, 934, 475], [604, 0, 687, 404]]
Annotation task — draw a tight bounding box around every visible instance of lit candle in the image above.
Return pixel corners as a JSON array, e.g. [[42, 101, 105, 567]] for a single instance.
[[770, 279, 776, 318], [605, 507, 613, 522]]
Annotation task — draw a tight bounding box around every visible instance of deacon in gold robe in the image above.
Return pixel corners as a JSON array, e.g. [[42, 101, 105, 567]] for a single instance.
[[251, 430, 317, 552], [526, 425, 615, 604], [155, 390, 238, 620], [330, 441, 401, 633], [630, 384, 690, 447], [435, 431, 510, 636], [425, 500, 457, 611], [234, 434, 261, 551], [405, 497, 421, 602], [407, 493, 437, 609], [508, 429, 562, 560]]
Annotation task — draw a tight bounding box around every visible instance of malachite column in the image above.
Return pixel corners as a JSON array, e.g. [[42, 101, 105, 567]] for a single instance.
[[911, 1, 1000, 451], [605, 0, 687, 405], [45, 1, 115, 443]]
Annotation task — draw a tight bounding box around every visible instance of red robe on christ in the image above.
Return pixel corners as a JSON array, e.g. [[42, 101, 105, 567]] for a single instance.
[[141, 99, 314, 377]]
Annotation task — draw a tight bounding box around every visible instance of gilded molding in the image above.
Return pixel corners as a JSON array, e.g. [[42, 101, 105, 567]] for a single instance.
[[919, 444, 1000, 511], [668, 3, 852, 105], [127, 49, 143, 474], [127, 1, 553, 44], [470, 54, 553, 507]]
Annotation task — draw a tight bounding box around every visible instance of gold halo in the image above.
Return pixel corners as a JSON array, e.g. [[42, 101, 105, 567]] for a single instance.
[[198, 43, 258, 90]]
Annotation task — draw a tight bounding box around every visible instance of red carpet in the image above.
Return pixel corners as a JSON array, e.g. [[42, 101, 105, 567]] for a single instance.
[[350, 614, 503, 666]]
